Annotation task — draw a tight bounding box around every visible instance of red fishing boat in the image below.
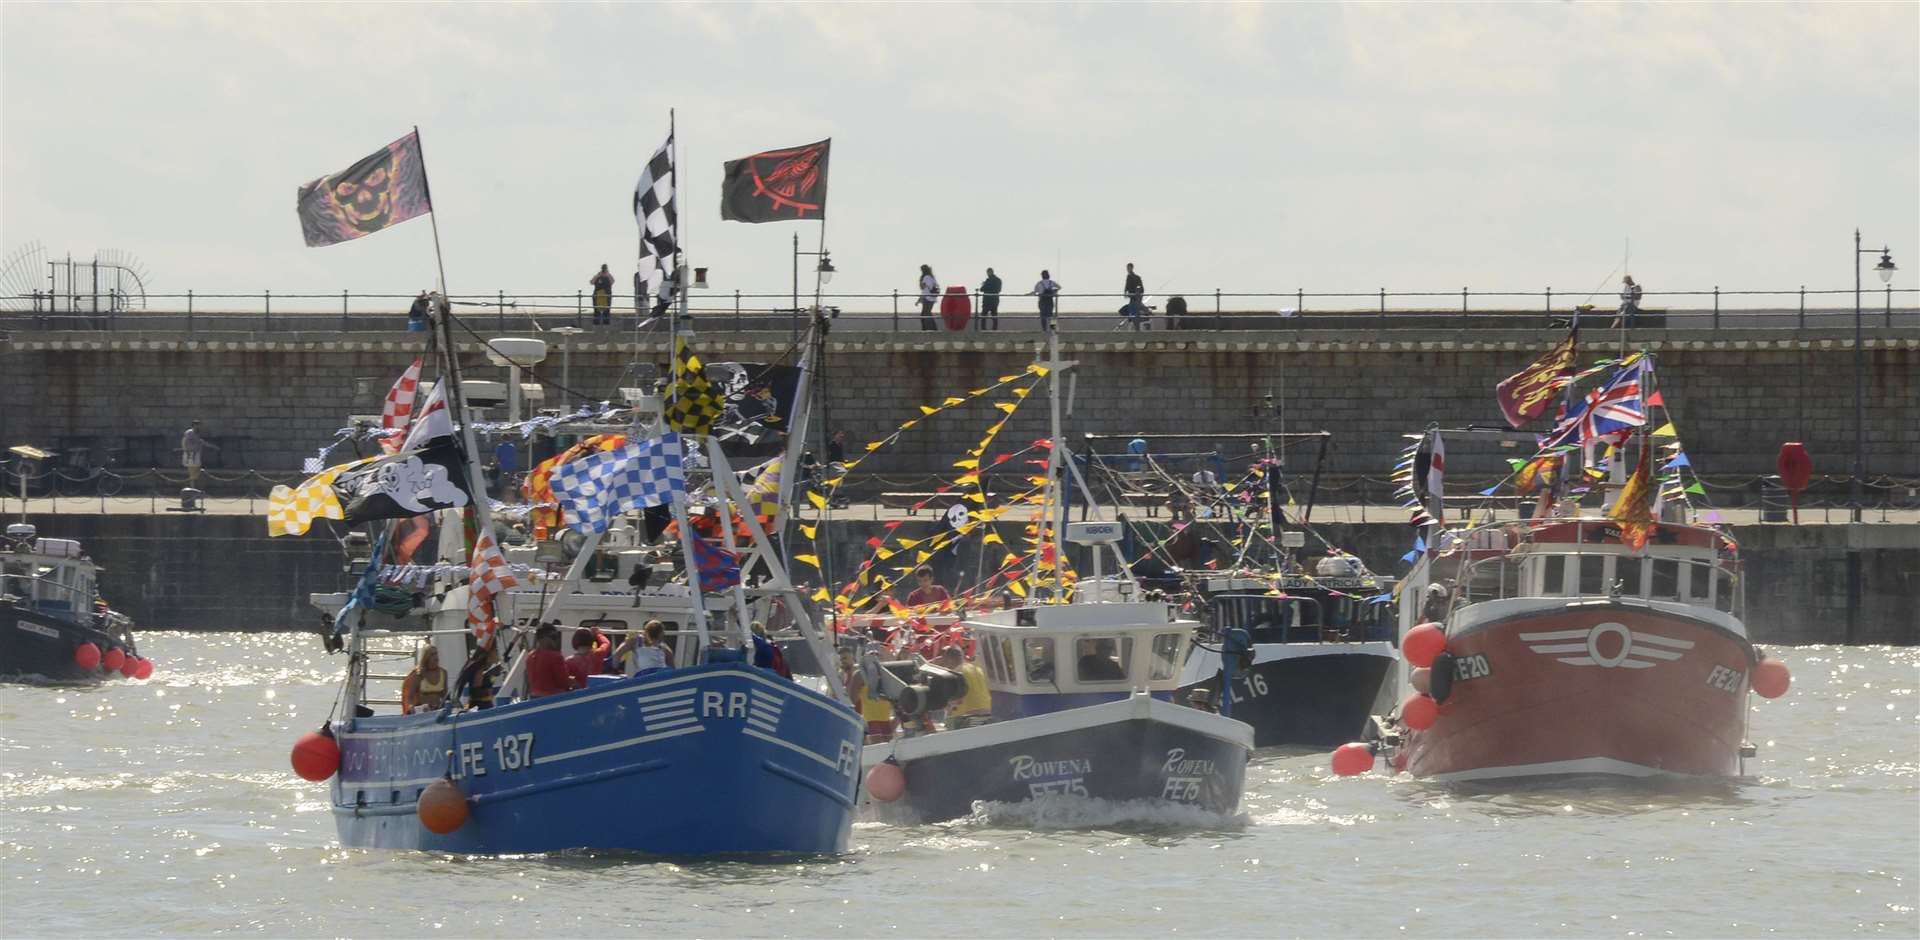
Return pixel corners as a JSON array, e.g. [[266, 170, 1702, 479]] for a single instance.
[[1331, 355, 1790, 783]]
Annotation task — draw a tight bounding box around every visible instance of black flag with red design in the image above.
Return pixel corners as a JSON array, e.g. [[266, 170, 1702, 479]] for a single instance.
[[720, 139, 830, 223]]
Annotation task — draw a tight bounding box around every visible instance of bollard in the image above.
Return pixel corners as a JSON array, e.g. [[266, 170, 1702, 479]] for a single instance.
[[734, 290, 741, 331], [576, 290, 583, 327], [341, 289, 350, 331], [1545, 286, 1552, 318], [498, 291, 506, 330]]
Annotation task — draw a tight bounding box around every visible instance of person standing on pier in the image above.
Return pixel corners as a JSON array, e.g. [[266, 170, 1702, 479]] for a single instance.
[[1032, 270, 1061, 332], [918, 265, 941, 331], [406, 290, 430, 332], [589, 264, 615, 325], [633, 269, 647, 317], [181, 420, 218, 489], [1123, 262, 1147, 331], [977, 268, 1003, 330], [1617, 275, 1644, 328]]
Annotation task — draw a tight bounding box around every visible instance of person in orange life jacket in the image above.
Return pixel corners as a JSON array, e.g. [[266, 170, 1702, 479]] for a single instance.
[[904, 566, 950, 608], [527, 624, 579, 698]]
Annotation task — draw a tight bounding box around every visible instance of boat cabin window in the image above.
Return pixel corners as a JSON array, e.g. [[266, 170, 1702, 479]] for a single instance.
[[1539, 556, 1566, 596], [1023, 638, 1056, 684], [1650, 560, 1679, 600], [1578, 556, 1607, 596], [1, 561, 31, 599], [1685, 562, 1714, 604], [1149, 633, 1182, 681], [1616, 557, 1643, 597], [1715, 570, 1736, 613], [1074, 636, 1133, 683], [997, 638, 1017, 684], [978, 635, 1002, 682]]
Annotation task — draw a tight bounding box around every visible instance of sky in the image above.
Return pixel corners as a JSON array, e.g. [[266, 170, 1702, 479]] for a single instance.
[[3, 2, 1917, 312]]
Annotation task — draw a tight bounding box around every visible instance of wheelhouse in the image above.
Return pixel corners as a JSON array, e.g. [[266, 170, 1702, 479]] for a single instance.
[[966, 600, 1196, 721]]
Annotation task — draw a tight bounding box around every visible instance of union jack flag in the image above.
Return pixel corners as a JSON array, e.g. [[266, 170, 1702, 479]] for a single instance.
[[1544, 358, 1647, 448]]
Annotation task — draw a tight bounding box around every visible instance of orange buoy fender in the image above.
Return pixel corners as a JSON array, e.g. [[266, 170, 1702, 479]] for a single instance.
[[418, 777, 470, 834], [74, 643, 101, 671]]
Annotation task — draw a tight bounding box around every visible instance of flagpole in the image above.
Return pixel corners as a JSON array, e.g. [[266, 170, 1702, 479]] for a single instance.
[[414, 126, 452, 303]]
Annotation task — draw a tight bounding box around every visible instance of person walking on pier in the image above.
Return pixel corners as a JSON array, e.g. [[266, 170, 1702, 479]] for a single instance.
[[1032, 270, 1061, 332], [977, 268, 1003, 331], [589, 264, 615, 326], [1123, 262, 1147, 331], [181, 420, 218, 489], [918, 265, 940, 331]]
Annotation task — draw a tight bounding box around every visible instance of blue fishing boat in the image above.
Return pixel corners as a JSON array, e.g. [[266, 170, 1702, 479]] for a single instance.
[[331, 662, 860, 854], [292, 304, 859, 855]]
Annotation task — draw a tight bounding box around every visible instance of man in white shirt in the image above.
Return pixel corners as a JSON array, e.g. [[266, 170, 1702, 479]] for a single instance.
[[918, 265, 940, 331], [181, 421, 218, 488]]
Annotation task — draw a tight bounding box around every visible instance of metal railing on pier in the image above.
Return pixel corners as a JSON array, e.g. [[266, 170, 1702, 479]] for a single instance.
[[3, 286, 1915, 335]]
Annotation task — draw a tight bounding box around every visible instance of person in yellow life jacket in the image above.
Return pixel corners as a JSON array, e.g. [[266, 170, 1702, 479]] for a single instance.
[[840, 646, 896, 743], [940, 646, 992, 729], [401, 645, 448, 714]]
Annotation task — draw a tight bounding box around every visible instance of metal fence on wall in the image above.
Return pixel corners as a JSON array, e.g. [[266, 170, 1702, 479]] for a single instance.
[[4, 285, 1916, 334]]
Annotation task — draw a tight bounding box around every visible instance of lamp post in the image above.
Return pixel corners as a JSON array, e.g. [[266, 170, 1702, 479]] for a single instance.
[[791, 232, 835, 343], [1851, 229, 1898, 523]]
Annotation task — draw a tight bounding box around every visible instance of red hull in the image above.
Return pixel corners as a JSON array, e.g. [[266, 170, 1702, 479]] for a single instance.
[[1403, 602, 1755, 781]]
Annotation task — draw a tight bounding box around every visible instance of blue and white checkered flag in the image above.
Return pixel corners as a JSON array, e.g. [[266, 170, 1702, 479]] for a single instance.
[[551, 432, 687, 534]]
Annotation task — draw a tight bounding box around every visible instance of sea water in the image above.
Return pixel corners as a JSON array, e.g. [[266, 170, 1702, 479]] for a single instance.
[[1, 634, 1914, 938]]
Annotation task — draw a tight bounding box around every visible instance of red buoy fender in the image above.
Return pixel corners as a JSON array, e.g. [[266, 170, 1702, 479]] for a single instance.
[[133, 658, 154, 681], [1401, 693, 1440, 731], [290, 729, 341, 781], [101, 647, 126, 672], [1752, 658, 1791, 699], [417, 778, 470, 834], [1330, 742, 1375, 776], [74, 643, 101, 671], [1402, 623, 1447, 668]]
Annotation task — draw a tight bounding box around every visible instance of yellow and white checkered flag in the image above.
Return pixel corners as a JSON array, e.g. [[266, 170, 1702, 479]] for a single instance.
[[663, 336, 724, 436], [266, 458, 368, 537]]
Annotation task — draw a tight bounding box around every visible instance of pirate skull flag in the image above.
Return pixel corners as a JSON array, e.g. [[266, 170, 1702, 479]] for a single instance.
[[720, 139, 830, 223], [296, 131, 432, 247], [331, 437, 473, 525]]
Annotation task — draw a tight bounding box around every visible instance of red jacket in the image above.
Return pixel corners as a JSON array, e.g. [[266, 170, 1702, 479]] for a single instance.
[[527, 648, 577, 698]]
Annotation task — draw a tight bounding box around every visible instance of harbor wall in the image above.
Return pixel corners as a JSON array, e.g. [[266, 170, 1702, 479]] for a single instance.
[[23, 512, 1917, 645], [4, 327, 1917, 487]]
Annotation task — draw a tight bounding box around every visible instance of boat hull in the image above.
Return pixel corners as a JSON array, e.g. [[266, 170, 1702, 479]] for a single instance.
[[1178, 642, 1396, 749], [861, 694, 1252, 823], [331, 663, 863, 855], [1402, 600, 1755, 782], [0, 602, 136, 685]]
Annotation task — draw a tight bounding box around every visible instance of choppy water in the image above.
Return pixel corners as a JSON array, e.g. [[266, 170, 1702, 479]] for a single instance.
[[1, 634, 1915, 938]]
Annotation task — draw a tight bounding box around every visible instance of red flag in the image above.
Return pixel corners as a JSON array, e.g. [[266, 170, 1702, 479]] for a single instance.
[[1495, 330, 1578, 428]]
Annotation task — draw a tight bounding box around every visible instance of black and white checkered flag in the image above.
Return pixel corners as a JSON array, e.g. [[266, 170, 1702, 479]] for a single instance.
[[633, 133, 677, 297]]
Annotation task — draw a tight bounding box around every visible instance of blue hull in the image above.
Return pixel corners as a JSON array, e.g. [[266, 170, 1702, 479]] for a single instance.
[[330, 663, 863, 855]]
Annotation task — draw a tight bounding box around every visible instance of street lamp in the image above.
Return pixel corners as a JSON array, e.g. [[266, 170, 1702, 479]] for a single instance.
[[1851, 229, 1897, 523], [791, 233, 835, 343]]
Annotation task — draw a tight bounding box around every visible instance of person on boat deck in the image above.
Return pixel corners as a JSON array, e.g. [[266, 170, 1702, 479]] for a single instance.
[[527, 624, 579, 698], [842, 647, 896, 743], [941, 646, 992, 728], [904, 566, 951, 608], [456, 640, 502, 710], [615, 619, 671, 675], [566, 627, 610, 687], [749, 622, 794, 679], [401, 645, 449, 714], [1076, 638, 1128, 682]]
